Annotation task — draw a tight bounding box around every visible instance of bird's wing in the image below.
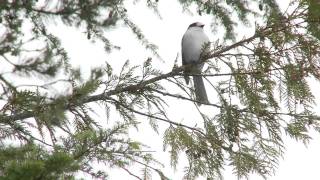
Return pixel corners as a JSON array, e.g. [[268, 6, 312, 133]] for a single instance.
[[181, 35, 187, 66], [181, 34, 190, 84]]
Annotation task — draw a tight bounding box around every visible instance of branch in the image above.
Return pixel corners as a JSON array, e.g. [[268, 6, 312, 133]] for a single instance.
[[110, 98, 204, 135], [31, 8, 78, 16], [0, 25, 294, 124], [108, 98, 233, 152], [0, 74, 17, 92], [132, 159, 171, 180], [121, 167, 142, 180], [148, 87, 222, 108]]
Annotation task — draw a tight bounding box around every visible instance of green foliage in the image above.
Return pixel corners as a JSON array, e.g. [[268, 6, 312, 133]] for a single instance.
[[1, 0, 320, 180], [0, 143, 79, 180], [306, 0, 320, 40]]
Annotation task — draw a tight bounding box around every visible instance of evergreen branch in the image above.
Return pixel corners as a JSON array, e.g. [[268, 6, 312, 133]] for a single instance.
[[109, 98, 203, 135], [148, 87, 222, 108], [188, 67, 286, 77], [132, 159, 171, 180], [80, 163, 108, 179], [109, 98, 231, 152], [15, 79, 72, 89], [270, 112, 320, 120], [0, 24, 310, 123], [0, 74, 17, 92], [7, 120, 54, 147]]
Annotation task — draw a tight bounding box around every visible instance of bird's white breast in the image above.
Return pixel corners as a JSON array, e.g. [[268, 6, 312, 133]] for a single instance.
[[182, 27, 209, 63]]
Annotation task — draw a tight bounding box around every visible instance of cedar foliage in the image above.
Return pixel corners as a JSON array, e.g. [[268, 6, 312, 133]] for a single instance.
[[1, 0, 320, 179]]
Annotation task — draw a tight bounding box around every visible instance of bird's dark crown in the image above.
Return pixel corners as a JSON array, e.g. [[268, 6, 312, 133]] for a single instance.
[[188, 22, 205, 28]]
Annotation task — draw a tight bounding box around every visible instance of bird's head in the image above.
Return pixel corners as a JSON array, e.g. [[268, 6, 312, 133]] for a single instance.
[[188, 22, 205, 29]]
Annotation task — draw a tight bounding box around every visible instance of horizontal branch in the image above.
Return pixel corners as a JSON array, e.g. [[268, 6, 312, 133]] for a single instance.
[[0, 25, 296, 124], [111, 98, 204, 134], [148, 87, 222, 108]]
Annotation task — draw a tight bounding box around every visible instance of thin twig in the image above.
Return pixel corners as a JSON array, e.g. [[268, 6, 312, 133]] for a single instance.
[[121, 167, 143, 180], [110, 98, 204, 135], [148, 87, 222, 108]]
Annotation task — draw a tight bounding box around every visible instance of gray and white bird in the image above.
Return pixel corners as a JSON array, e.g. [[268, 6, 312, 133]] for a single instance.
[[181, 22, 210, 105]]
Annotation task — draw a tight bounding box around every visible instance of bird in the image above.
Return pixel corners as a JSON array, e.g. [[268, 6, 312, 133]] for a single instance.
[[181, 22, 210, 105]]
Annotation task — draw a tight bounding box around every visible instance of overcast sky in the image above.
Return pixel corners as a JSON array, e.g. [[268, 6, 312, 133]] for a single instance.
[[42, 0, 320, 179]]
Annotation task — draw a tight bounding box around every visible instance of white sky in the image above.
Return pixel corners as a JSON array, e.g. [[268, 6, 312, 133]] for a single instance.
[[7, 0, 320, 179]]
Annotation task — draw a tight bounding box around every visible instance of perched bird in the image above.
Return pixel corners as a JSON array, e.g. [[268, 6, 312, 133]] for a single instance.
[[181, 22, 210, 105]]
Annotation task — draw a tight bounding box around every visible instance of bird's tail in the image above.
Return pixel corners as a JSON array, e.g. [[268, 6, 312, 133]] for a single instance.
[[193, 75, 209, 105]]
